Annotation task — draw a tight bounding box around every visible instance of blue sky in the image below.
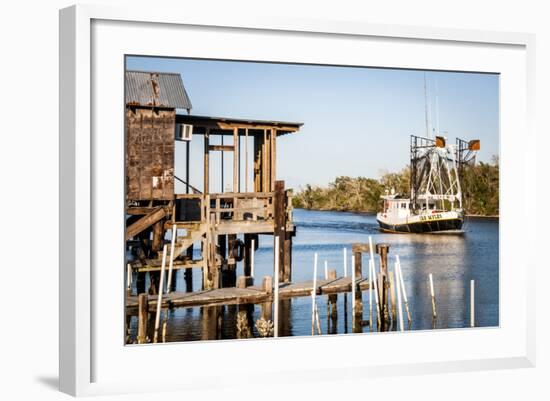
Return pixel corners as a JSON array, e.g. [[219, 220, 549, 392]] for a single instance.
[[126, 56, 499, 191]]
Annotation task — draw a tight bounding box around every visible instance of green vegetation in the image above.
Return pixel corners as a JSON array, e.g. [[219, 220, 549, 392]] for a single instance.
[[292, 158, 499, 216]]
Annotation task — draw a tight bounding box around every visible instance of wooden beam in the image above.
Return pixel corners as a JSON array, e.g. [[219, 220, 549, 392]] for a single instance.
[[125, 207, 168, 240], [208, 145, 234, 152]]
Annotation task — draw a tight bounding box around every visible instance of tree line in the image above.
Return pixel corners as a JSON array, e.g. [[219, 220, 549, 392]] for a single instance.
[[292, 157, 499, 216]]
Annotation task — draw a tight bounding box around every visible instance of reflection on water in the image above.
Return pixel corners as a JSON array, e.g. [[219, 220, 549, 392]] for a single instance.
[[127, 209, 499, 343]]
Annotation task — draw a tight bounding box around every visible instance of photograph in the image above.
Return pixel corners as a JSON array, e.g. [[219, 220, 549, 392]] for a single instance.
[[123, 56, 499, 344]]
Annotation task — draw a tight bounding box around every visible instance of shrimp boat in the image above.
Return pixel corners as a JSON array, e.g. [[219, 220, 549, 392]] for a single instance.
[[377, 135, 480, 234]]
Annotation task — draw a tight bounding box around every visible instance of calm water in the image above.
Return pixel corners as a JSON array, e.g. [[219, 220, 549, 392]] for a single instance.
[[127, 209, 499, 343]]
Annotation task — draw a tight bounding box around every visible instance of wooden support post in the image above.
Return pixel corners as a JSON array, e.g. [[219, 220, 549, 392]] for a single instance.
[[262, 275, 273, 294], [204, 128, 210, 194], [283, 233, 292, 283], [261, 276, 273, 322], [233, 127, 239, 193], [245, 128, 249, 192], [151, 220, 164, 253], [243, 234, 253, 277], [251, 237, 256, 278], [137, 293, 149, 344], [270, 128, 276, 191], [274, 181, 286, 281], [184, 245, 193, 292], [227, 234, 237, 287], [253, 132, 263, 192], [274, 236, 280, 337], [261, 130, 267, 192]]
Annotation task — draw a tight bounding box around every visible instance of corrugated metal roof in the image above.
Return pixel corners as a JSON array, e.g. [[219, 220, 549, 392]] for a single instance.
[[125, 70, 192, 110]]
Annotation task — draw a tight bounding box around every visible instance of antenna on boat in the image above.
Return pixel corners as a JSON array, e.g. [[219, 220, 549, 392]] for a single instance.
[[435, 77, 440, 137], [424, 72, 430, 139]]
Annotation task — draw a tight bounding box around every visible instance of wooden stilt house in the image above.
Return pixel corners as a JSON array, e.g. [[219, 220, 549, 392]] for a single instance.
[[125, 71, 302, 292]]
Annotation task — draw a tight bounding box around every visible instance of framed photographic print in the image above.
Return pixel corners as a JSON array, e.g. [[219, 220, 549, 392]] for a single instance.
[[59, 4, 535, 396]]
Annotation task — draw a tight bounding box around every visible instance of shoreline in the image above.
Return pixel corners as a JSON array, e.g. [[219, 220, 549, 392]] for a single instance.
[[294, 207, 499, 219]]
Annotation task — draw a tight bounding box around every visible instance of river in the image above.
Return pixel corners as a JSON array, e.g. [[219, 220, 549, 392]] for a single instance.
[[127, 208, 499, 343]]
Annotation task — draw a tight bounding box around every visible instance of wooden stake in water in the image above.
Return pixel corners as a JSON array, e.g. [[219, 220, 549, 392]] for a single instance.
[[389, 270, 397, 322], [315, 303, 322, 335], [395, 261, 404, 331], [311, 252, 318, 335], [343, 248, 348, 277], [166, 224, 177, 293], [429, 273, 437, 320], [274, 236, 280, 337], [251, 239, 255, 278], [396, 255, 412, 325], [351, 254, 356, 317], [370, 259, 381, 326], [369, 253, 374, 329], [368, 236, 378, 325], [154, 244, 168, 343], [470, 279, 475, 328]]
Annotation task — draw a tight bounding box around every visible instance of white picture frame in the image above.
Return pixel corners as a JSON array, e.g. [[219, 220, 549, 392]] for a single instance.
[[59, 4, 536, 396]]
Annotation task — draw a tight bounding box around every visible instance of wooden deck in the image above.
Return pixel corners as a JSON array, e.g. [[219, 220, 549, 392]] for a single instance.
[[126, 276, 371, 312]]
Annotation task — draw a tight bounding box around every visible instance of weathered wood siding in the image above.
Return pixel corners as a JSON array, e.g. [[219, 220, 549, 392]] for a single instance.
[[126, 107, 175, 200]]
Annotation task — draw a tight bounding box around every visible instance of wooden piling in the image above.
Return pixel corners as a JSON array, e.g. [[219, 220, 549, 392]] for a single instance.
[[389, 270, 397, 322], [283, 233, 292, 283], [470, 279, 475, 328], [395, 256, 412, 325], [261, 276, 273, 321], [251, 238, 255, 278], [137, 293, 149, 344], [274, 181, 286, 281], [311, 253, 318, 335], [154, 244, 168, 343], [376, 243, 390, 328], [429, 273, 437, 320], [395, 261, 404, 332], [227, 234, 237, 287], [166, 224, 177, 293], [274, 236, 280, 338], [328, 269, 338, 333]]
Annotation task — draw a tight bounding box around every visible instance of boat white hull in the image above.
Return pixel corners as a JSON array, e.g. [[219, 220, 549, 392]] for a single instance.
[[376, 210, 464, 234]]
